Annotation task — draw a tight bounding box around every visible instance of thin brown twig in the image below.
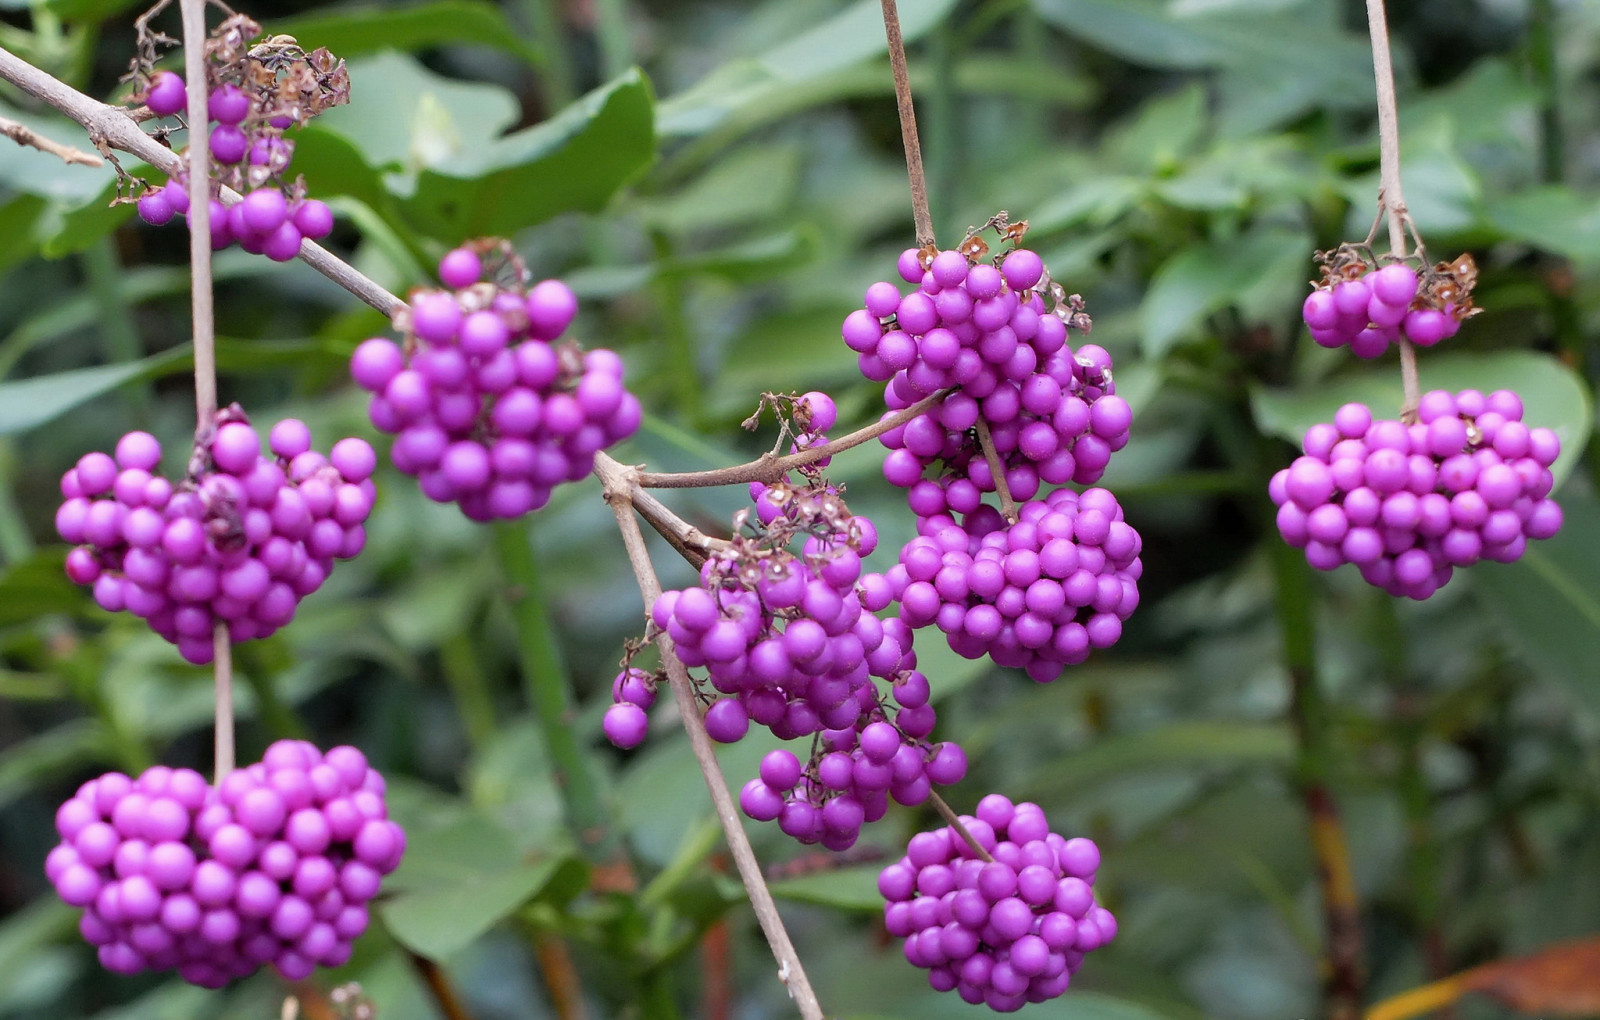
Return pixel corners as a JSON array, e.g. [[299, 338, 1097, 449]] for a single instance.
[[973, 418, 1016, 523], [0, 45, 402, 317], [636, 387, 951, 489], [532, 934, 590, 1020], [880, 0, 933, 247], [628, 485, 730, 569], [928, 790, 994, 863], [0, 114, 102, 165], [1365, 0, 1421, 418], [408, 952, 478, 1020], [595, 453, 826, 1020]]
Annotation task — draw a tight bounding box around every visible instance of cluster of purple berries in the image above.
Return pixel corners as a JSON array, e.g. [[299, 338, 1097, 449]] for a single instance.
[[45, 741, 404, 988], [878, 795, 1116, 1012], [619, 468, 967, 847], [890, 489, 1140, 682], [738, 710, 967, 851], [351, 248, 641, 521], [1302, 262, 1459, 358], [1271, 390, 1562, 599], [600, 667, 659, 748], [55, 416, 375, 664], [846, 247, 1129, 502], [135, 71, 334, 259]]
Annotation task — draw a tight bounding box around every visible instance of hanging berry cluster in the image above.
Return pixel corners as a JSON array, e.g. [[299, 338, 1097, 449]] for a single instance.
[[1275, 217, 1563, 597], [129, 12, 346, 258], [351, 243, 642, 521]]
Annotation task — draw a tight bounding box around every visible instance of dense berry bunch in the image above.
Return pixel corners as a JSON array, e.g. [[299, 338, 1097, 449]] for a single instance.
[[1271, 390, 1562, 599], [738, 712, 967, 851], [619, 459, 967, 847], [351, 247, 641, 520], [45, 741, 403, 988], [845, 244, 1129, 503], [1302, 257, 1473, 358], [890, 490, 1141, 682], [131, 16, 347, 259], [878, 795, 1116, 1012], [55, 413, 375, 664]]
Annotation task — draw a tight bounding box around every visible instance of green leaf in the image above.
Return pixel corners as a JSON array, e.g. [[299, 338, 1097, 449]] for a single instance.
[[402, 69, 656, 241], [1488, 186, 1600, 265], [283, 127, 393, 212], [771, 865, 884, 913], [0, 548, 74, 626], [0, 195, 49, 275], [1250, 350, 1593, 486], [271, 0, 538, 63], [379, 810, 585, 960], [0, 721, 110, 812], [313, 52, 521, 179], [1017, 721, 1294, 802], [0, 347, 189, 436], [657, 0, 959, 137], [1473, 485, 1600, 716], [0, 102, 116, 202], [1139, 229, 1308, 358]]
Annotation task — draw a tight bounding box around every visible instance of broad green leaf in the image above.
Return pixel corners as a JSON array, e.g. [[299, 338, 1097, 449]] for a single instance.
[[0, 195, 49, 274], [271, 0, 537, 63], [1488, 186, 1600, 265], [638, 144, 802, 235], [313, 52, 520, 179], [1139, 229, 1308, 358], [0, 547, 74, 626], [0, 720, 110, 811], [0, 900, 81, 1013], [403, 70, 656, 241], [1105, 85, 1208, 172], [379, 810, 585, 960], [1017, 721, 1294, 802], [1473, 485, 1600, 716], [657, 0, 959, 137], [38, 190, 138, 258], [771, 865, 883, 913], [1250, 350, 1593, 485], [0, 347, 189, 436], [284, 127, 393, 212]]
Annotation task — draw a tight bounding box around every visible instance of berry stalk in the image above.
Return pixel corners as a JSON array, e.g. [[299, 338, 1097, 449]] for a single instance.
[[1365, 0, 1421, 417], [880, 0, 934, 247], [596, 452, 826, 1020], [176, 0, 233, 779], [928, 790, 995, 863]]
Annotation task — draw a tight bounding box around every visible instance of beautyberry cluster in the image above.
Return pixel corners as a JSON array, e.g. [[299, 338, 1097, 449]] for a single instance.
[[601, 667, 657, 749], [55, 413, 375, 664], [847, 245, 1130, 506], [891, 489, 1140, 682], [1271, 390, 1561, 599], [45, 741, 403, 988], [878, 795, 1115, 1012], [132, 16, 347, 259], [615, 442, 967, 849], [351, 246, 641, 520], [1302, 257, 1472, 358]]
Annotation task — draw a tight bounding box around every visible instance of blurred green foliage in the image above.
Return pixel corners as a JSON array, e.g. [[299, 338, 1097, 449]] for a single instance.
[[0, 0, 1597, 1018]]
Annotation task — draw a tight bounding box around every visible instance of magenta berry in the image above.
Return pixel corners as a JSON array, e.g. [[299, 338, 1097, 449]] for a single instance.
[[57, 414, 375, 661], [353, 264, 639, 521], [881, 797, 1115, 1008], [144, 72, 186, 117], [1271, 393, 1561, 598], [47, 742, 401, 987]]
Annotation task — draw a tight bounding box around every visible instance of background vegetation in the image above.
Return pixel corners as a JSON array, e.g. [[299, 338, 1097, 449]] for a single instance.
[[0, 0, 1597, 1017]]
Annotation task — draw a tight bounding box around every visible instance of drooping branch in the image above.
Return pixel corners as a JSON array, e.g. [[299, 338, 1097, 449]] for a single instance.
[[0, 45, 403, 317], [594, 452, 827, 1020], [636, 387, 951, 489]]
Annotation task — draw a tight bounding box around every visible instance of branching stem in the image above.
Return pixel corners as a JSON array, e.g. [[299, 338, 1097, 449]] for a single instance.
[[0, 114, 102, 165], [595, 453, 826, 1020], [1365, 0, 1421, 417], [636, 387, 950, 489]]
